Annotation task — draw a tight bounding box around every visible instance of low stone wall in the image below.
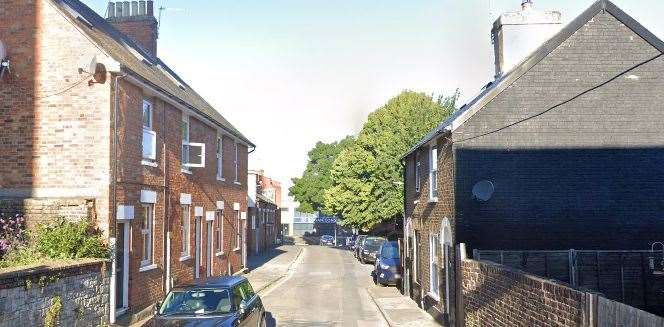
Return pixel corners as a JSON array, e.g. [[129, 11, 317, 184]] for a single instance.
[[0, 197, 95, 228], [0, 260, 109, 327], [461, 259, 589, 326]]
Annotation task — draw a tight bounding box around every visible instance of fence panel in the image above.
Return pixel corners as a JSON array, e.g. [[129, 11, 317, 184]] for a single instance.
[[597, 296, 664, 327]]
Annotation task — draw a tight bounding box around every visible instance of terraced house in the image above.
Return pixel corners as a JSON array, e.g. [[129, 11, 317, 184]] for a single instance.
[[402, 0, 664, 324], [0, 0, 253, 323]]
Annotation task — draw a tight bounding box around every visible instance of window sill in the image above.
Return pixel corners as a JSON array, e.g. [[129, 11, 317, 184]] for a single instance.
[[234, 181, 241, 185], [141, 160, 158, 167], [215, 251, 225, 257], [426, 291, 440, 302], [413, 200, 420, 205], [428, 197, 438, 203], [233, 247, 241, 252], [217, 176, 225, 182], [139, 263, 158, 272], [181, 169, 192, 175], [179, 255, 192, 262]]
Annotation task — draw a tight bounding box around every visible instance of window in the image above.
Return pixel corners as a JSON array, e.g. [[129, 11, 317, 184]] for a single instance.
[[180, 205, 190, 257], [215, 210, 223, 253], [233, 210, 240, 249], [181, 115, 190, 170], [429, 233, 440, 299], [141, 204, 154, 267], [216, 136, 223, 179], [142, 100, 156, 160], [429, 146, 438, 201], [234, 143, 239, 183], [414, 231, 420, 282], [415, 152, 421, 192]]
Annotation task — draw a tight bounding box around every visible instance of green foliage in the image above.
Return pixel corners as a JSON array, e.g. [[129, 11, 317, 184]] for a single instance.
[[36, 218, 108, 260], [290, 136, 354, 214], [44, 295, 62, 327], [0, 245, 44, 269], [324, 90, 457, 228]]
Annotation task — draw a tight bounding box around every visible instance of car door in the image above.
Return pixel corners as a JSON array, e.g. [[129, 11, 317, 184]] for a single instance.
[[235, 281, 261, 326]]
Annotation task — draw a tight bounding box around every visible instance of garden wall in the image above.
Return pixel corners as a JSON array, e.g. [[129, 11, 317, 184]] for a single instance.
[[461, 259, 591, 326], [0, 197, 95, 228], [0, 259, 109, 327]]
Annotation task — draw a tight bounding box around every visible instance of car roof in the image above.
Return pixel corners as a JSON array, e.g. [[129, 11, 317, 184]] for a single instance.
[[173, 276, 247, 291]]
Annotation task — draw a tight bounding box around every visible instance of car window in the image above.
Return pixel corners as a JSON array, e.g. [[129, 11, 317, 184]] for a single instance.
[[381, 243, 400, 259], [159, 288, 232, 316], [235, 281, 255, 303], [364, 237, 386, 247]]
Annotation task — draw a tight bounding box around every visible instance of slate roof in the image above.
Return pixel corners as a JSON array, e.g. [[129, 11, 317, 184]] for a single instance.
[[402, 0, 664, 159], [52, 0, 254, 147]]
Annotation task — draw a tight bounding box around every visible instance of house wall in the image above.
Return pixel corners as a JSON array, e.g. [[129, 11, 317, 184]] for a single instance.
[[453, 11, 664, 251], [0, 0, 112, 232], [113, 79, 249, 311], [404, 136, 455, 323]]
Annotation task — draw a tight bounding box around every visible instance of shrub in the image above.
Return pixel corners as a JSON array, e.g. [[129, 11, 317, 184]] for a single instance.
[[35, 218, 108, 260], [0, 213, 28, 258]]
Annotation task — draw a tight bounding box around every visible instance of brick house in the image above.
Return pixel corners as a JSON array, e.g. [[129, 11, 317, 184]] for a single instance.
[[401, 0, 664, 324], [247, 170, 281, 255], [0, 0, 254, 323]]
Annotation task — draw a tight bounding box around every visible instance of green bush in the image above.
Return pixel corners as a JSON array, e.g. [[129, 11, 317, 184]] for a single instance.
[[35, 218, 108, 260]]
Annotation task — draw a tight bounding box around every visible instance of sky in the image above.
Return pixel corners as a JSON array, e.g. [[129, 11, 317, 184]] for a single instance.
[[83, 0, 664, 206]]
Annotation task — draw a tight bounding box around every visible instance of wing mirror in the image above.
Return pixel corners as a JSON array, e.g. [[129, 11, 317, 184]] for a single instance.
[[239, 300, 247, 315], [154, 301, 162, 315]]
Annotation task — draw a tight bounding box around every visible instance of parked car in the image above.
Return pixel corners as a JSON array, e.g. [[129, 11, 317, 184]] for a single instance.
[[320, 235, 335, 246], [354, 235, 367, 258], [372, 241, 401, 286], [358, 236, 386, 264], [153, 276, 265, 327]]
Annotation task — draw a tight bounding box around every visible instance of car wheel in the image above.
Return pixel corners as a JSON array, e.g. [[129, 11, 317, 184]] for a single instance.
[[360, 256, 365, 264], [373, 274, 377, 285]]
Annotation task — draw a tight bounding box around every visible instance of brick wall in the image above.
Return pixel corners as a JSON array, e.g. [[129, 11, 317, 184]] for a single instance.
[[107, 16, 158, 56], [461, 259, 588, 326], [0, 260, 109, 327], [0, 198, 95, 228], [0, 0, 112, 232]]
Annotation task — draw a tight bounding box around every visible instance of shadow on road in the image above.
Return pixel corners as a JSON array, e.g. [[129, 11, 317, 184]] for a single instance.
[[264, 311, 338, 327], [247, 248, 287, 271]]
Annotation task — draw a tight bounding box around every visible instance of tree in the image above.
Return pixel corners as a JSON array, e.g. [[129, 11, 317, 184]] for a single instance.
[[289, 136, 354, 215], [324, 91, 457, 229]]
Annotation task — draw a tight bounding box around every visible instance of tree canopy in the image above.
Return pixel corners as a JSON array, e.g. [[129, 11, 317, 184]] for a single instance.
[[324, 91, 457, 229], [289, 136, 354, 215]]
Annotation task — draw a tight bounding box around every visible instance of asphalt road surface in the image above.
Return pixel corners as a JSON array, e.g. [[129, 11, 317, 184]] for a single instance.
[[260, 245, 388, 327]]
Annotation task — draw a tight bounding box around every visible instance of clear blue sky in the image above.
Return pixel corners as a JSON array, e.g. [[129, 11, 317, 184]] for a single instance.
[[83, 0, 664, 204]]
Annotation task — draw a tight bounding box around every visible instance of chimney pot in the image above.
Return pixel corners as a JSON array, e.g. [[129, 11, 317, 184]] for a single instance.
[[147, 0, 154, 16], [131, 1, 139, 16], [139, 1, 146, 15], [116, 2, 123, 17], [107, 2, 116, 18], [122, 2, 130, 17]]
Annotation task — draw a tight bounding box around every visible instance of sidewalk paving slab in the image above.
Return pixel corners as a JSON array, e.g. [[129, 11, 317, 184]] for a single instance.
[[367, 286, 441, 327], [245, 245, 303, 293]]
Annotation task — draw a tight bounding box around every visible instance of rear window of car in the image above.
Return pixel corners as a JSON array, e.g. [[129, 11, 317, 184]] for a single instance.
[[364, 237, 385, 247]]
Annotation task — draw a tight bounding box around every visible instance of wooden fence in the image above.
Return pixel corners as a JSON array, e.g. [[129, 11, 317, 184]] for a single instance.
[[473, 249, 664, 316], [596, 296, 664, 326]]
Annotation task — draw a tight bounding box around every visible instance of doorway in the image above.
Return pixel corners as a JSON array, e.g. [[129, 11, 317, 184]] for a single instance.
[[195, 217, 202, 279], [115, 222, 129, 315], [206, 220, 213, 277], [441, 218, 453, 314]]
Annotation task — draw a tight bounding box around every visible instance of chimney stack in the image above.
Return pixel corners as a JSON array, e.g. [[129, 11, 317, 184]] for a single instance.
[[491, 1, 561, 78], [106, 0, 158, 57]]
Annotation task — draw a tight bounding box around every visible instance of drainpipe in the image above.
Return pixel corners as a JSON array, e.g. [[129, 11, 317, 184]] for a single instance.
[[110, 71, 127, 325], [163, 97, 171, 294]]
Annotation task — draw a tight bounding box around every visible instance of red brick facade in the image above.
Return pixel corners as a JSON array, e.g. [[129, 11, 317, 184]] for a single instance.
[[0, 0, 253, 318]]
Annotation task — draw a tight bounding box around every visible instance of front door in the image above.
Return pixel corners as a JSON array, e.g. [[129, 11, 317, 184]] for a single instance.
[[443, 244, 452, 314], [195, 217, 201, 279], [206, 221, 213, 277], [115, 222, 129, 314]]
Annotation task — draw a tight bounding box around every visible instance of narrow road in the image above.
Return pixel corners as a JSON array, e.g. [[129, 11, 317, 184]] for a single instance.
[[260, 245, 388, 327]]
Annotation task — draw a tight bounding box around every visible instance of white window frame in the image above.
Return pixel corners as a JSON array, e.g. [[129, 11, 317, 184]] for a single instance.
[[215, 209, 224, 255], [234, 142, 239, 183], [140, 204, 154, 267], [142, 100, 157, 161], [180, 205, 191, 259], [429, 145, 438, 202], [216, 135, 224, 180], [181, 115, 191, 172], [415, 152, 421, 192], [429, 233, 440, 300]]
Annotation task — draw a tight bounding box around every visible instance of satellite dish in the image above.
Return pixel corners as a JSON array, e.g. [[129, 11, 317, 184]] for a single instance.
[[472, 180, 494, 202], [92, 63, 107, 84], [0, 41, 6, 59], [88, 55, 98, 75]]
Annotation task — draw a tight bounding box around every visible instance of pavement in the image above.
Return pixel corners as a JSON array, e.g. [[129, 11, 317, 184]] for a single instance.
[[252, 243, 440, 327]]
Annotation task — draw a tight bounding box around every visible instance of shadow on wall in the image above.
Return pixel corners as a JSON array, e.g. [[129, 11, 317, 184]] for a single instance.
[[455, 147, 664, 251]]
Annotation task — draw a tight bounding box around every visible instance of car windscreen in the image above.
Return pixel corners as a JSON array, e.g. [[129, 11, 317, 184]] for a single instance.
[[381, 244, 400, 259], [363, 238, 385, 249], [159, 288, 232, 316]]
